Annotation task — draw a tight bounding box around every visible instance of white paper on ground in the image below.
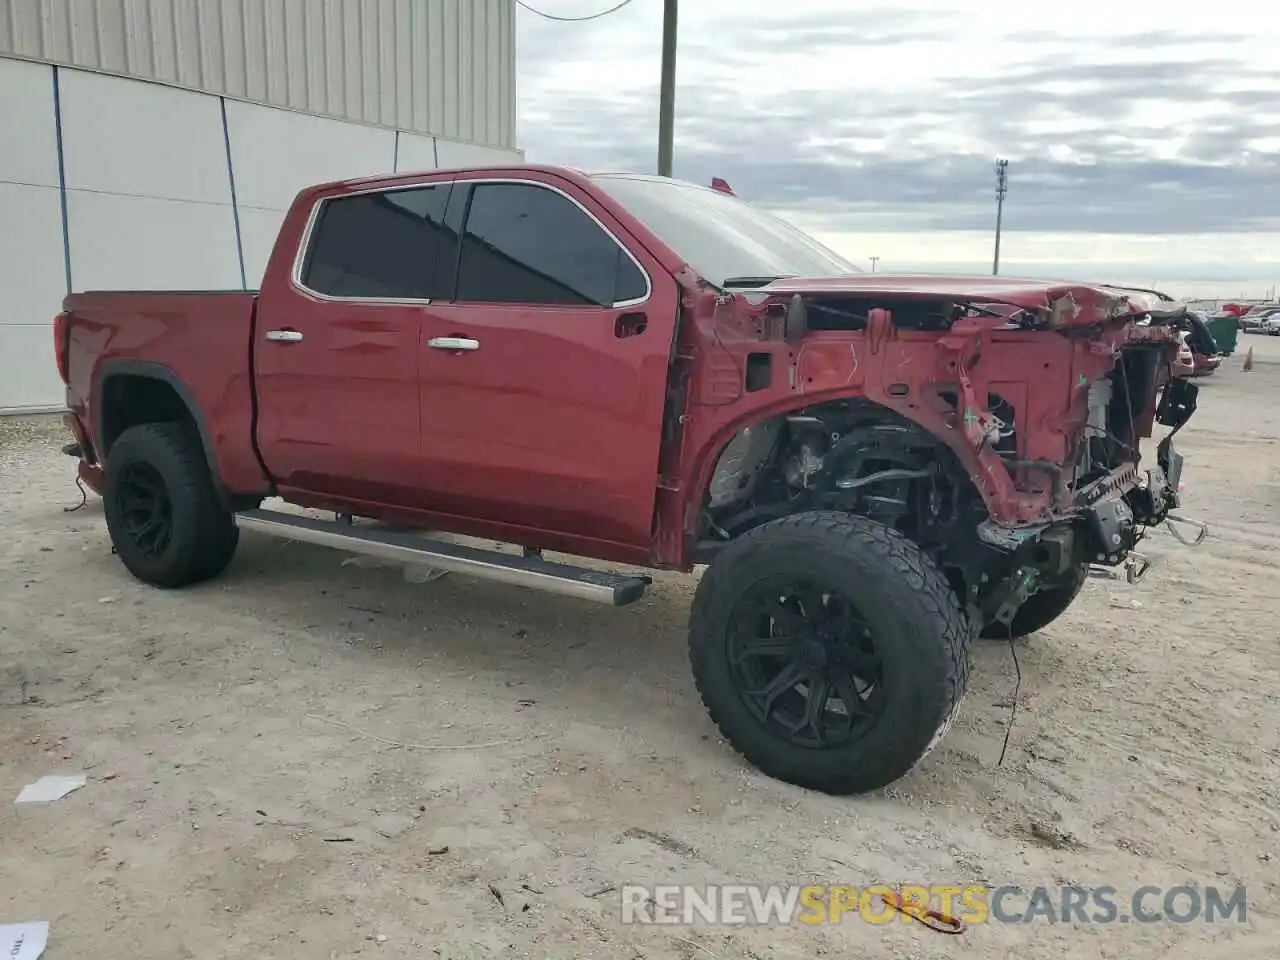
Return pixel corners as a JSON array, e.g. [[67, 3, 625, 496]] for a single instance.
[[15, 774, 87, 803], [0, 921, 49, 960], [402, 564, 449, 583]]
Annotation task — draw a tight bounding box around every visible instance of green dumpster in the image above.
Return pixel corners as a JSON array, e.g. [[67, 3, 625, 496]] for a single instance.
[[1204, 314, 1240, 355]]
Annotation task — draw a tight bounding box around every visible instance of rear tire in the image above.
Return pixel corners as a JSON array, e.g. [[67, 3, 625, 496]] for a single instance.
[[688, 512, 970, 795], [103, 422, 239, 587], [978, 563, 1088, 640]]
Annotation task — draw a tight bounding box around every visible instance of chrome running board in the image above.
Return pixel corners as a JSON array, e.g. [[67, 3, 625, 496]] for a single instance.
[[234, 509, 650, 606]]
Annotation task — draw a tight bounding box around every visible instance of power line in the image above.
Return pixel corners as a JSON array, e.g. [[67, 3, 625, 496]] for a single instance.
[[515, 0, 637, 22]]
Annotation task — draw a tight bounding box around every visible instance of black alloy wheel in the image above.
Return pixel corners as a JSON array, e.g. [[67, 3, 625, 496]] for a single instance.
[[728, 576, 886, 748], [115, 461, 175, 557], [103, 422, 239, 587], [689, 511, 971, 795]]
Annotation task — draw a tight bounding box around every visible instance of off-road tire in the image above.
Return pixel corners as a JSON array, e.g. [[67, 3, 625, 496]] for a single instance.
[[978, 563, 1089, 640], [688, 511, 971, 795], [103, 422, 239, 587]]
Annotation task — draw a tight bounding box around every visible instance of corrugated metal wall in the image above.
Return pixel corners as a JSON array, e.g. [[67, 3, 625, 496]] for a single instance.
[[0, 0, 516, 149]]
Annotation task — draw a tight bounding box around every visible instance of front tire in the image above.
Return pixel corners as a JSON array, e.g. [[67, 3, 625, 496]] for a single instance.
[[978, 563, 1088, 640], [688, 512, 970, 795], [103, 422, 239, 587]]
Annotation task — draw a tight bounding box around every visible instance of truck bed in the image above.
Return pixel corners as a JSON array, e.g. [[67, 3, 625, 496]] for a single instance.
[[63, 289, 268, 496]]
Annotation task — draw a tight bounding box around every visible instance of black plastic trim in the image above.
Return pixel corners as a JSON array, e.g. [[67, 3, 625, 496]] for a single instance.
[[94, 359, 231, 506]]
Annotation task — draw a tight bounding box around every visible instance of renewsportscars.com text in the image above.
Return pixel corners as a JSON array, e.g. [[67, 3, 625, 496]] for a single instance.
[[620, 884, 1247, 926]]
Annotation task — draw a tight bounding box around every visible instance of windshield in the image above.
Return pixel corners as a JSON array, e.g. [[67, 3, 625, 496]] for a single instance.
[[590, 174, 862, 288]]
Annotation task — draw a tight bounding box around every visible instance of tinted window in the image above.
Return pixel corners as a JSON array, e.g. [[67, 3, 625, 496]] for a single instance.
[[455, 183, 647, 306], [302, 185, 452, 299], [590, 174, 861, 288]]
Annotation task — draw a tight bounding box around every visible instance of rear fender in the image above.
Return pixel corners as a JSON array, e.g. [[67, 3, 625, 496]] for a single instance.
[[93, 360, 231, 507]]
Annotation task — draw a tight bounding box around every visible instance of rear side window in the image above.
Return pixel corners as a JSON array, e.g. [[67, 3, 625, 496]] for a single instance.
[[455, 182, 647, 307], [301, 185, 451, 299]]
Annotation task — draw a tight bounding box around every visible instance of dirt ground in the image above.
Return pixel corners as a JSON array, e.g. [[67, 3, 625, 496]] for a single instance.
[[2, 337, 1278, 959]]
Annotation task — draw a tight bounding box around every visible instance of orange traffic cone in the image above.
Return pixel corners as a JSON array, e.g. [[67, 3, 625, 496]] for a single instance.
[[1244, 346, 1254, 372]]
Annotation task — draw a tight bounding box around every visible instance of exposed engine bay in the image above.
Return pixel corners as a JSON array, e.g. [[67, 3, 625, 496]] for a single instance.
[[695, 358, 1200, 628]]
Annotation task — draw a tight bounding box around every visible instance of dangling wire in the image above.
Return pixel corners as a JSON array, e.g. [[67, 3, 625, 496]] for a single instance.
[[997, 622, 1021, 766], [63, 476, 87, 512], [515, 0, 636, 22]]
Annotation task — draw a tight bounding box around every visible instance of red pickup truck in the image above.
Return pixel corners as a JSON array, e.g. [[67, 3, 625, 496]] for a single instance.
[[55, 164, 1205, 795]]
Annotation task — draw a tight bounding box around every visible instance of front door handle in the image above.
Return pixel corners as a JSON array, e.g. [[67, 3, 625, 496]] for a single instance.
[[428, 336, 480, 351], [265, 329, 304, 343], [615, 312, 648, 338]]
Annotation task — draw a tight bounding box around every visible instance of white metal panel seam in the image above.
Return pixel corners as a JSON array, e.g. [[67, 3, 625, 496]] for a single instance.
[[220, 96, 249, 290]]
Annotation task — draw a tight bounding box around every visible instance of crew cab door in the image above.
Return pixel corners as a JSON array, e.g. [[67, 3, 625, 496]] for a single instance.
[[253, 182, 453, 506], [418, 177, 680, 550]]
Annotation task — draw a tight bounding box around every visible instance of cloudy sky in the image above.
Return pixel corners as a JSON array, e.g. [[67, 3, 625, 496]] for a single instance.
[[516, 0, 1280, 299]]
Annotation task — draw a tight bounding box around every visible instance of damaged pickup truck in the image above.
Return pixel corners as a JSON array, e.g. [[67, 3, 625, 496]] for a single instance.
[[55, 165, 1206, 795]]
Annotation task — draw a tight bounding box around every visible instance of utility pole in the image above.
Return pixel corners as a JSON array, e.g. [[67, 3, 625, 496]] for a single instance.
[[992, 158, 1008, 275], [657, 0, 678, 176], [869, 256, 879, 273]]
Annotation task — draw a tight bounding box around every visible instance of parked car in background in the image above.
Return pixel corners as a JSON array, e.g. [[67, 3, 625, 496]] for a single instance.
[[1260, 314, 1280, 336], [1192, 350, 1222, 376], [1173, 333, 1195, 378], [1178, 314, 1224, 377], [1240, 305, 1280, 332]]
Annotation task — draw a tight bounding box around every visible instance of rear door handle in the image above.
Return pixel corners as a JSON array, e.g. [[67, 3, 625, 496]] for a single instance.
[[428, 336, 480, 351], [265, 329, 304, 343]]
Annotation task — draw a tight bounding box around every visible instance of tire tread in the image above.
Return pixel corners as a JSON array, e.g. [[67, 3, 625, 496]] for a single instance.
[[103, 422, 238, 588], [689, 511, 971, 795]]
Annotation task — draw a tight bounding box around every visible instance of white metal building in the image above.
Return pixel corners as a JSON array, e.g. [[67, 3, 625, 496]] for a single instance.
[[0, 0, 522, 413]]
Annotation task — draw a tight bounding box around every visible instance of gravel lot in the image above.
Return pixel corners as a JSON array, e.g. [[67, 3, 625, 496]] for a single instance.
[[2, 337, 1277, 959]]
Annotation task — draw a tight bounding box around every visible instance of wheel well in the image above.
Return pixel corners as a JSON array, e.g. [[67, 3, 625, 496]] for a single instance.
[[699, 400, 983, 531], [100, 375, 199, 457], [695, 400, 999, 599]]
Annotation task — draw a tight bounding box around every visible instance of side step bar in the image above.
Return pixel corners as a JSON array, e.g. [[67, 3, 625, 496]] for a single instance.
[[234, 509, 651, 607]]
